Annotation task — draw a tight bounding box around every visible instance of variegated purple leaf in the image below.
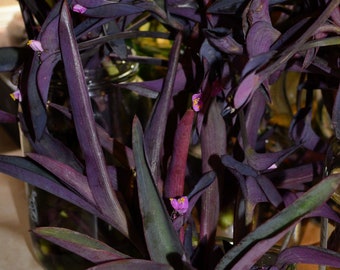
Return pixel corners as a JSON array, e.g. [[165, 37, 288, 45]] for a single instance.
[[276, 246, 340, 268]]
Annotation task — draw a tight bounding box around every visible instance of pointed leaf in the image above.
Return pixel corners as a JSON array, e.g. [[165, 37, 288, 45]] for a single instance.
[[33, 227, 129, 263], [215, 172, 340, 269], [276, 246, 340, 268], [221, 155, 258, 177], [27, 153, 95, 205], [0, 155, 100, 217], [59, 1, 129, 235], [144, 32, 183, 182], [88, 259, 173, 270], [132, 117, 185, 266]]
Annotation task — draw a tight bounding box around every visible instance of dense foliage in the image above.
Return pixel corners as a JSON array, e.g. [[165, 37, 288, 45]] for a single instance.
[[1, 0, 340, 269]]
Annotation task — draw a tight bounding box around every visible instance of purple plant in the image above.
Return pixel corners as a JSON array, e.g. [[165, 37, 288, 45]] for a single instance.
[[0, 0, 340, 269]]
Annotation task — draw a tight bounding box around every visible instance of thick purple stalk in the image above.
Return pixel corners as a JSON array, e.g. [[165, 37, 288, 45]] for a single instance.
[[164, 109, 195, 198]]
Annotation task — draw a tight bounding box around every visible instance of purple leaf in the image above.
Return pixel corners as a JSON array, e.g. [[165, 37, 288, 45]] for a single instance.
[[33, 227, 129, 263], [143, 32, 183, 183], [257, 175, 282, 207], [241, 51, 276, 78], [276, 246, 340, 268], [246, 22, 280, 57], [121, 63, 190, 99], [27, 153, 95, 205], [37, 53, 60, 103], [59, 0, 129, 237], [206, 29, 243, 55], [47, 103, 136, 169], [200, 98, 226, 255], [88, 259, 173, 270], [19, 114, 84, 172], [221, 155, 258, 177], [81, 3, 145, 18], [266, 163, 322, 190], [164, 109, 195, 198], [247, 0, 271, 24], [0, 155, 100, 217], [21, 53, 47, 140], [289, 107, 327, 152], [233, 71, 261, 110], [245, 145, 300, 172], [244, 90, 266, 148]]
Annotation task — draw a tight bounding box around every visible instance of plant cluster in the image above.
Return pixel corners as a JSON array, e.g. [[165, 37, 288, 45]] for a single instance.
[[1, 0, 340, 269]]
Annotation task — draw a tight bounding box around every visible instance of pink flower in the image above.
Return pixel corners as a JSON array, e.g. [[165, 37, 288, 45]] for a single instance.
[[27, 40, 44, 52], [72, 4, 87, 14], [192, 93, 203, 112], [10, 89, 22, 102], [170, 196, 189, 215]]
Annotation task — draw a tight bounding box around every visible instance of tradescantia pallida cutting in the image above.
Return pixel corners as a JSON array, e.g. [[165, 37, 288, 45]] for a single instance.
[[1, 0, 340, 269]]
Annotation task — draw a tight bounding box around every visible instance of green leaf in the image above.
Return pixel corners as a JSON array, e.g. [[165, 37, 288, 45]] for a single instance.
[[33, 227, 129, 263], [215, 173, 340, 269], [132, 117, 186, 267]]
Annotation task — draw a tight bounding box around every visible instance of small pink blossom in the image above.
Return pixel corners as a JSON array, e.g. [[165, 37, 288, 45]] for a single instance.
[[170, 196, 189, 215], [268, 163, 277, 170], [192, 93, 203, 112], [72, 4, 87, 14], [27, 40, 44, 52], [10, 89, 22, 102]]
